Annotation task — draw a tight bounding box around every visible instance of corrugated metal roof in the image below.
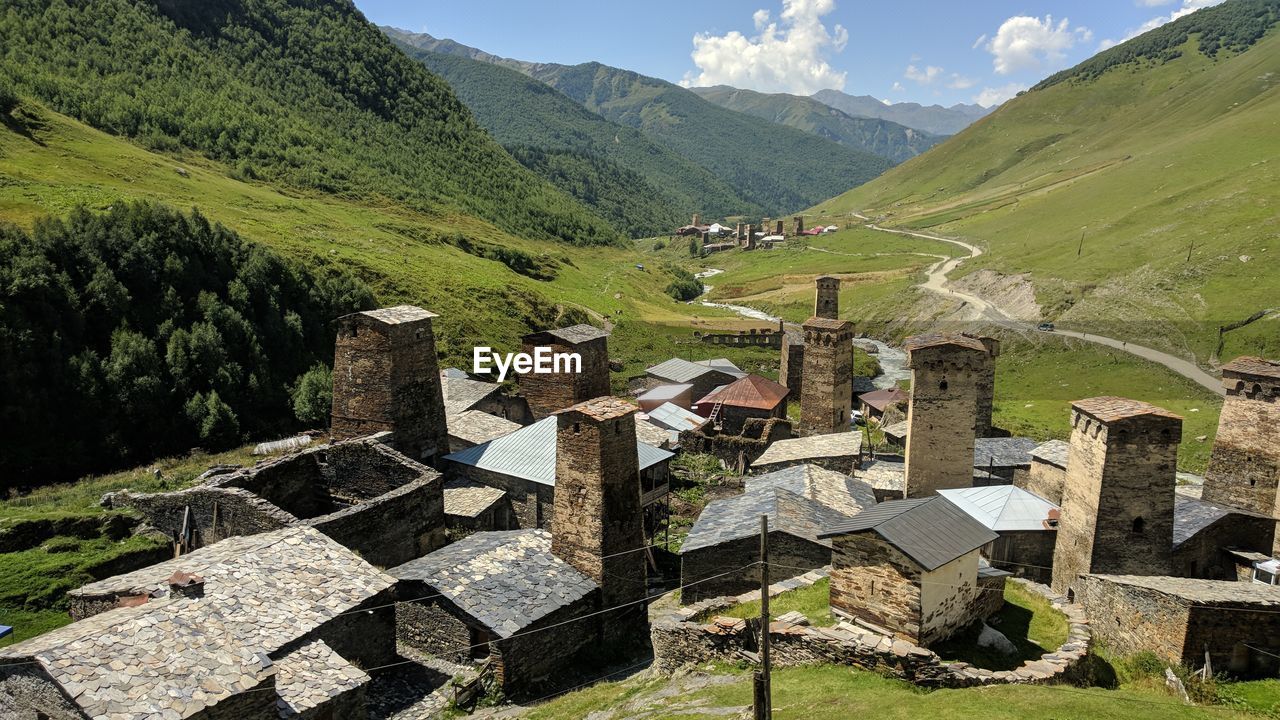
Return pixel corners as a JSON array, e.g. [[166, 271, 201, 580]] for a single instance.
[[645, 402, 708, 433], [637, 384, 694, 402], [647, 357, 718, 383], [859, 388, 907, 412], [819, 496, 997, 571], [443, 417, 672, 486], [937, 486, 1058, 531], [696, 374, 788, 410]]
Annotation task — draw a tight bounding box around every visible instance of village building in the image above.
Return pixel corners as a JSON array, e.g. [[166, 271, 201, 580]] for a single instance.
[[972, 436, 1041, 485], [645, 357, 744, 400], [0, 527, 395, 720], [447, 409, 521, 453], [678, 416, 794, 474], [1051, 397, 1182, 596], [881, 420, 909, 447], [681, 464, 875, 602], [750, 432, 864, 475], [779, 328, 806, 398], [820, 496, 1003, 646], [855, 456, 907, 502], [393, 398, 650, 694], [1201, 357, 1280, 552], [517, 325, 611, 420], [642, 402, 709, 436], [108, 433, 447, 568], [442, 415, 672, 529], [858, 387, 908, 423], [692, 374, 789, 435], [330, 305, 449, 465], [902, 334, 989, 498], [938, 485, 1059, 583], [443, 479, 515, 540], [637, 383, 694, 412], [442, 370, 533, 425], [798, 316, 854, 436], [1020, 439, 1069, 504], [1172, 494, 1276, 580], [1077, 574, 1280, 676]]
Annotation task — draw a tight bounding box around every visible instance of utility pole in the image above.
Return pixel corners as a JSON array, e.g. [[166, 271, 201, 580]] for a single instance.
[[754, 514, 772, 720]]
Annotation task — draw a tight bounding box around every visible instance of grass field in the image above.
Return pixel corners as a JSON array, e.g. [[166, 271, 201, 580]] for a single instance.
[[933, 582, 1069, 671]]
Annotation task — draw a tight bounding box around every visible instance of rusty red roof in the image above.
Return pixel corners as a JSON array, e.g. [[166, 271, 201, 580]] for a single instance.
[[858, 387, 908, 413], [697, 374, 789, 410]]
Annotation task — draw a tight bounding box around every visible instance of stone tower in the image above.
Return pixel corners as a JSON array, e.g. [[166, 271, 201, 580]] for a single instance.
[[330, 305, 449, 464], [968, 334, 1000, 438], [1201, 357, 1280, 548], [814, 275, 840, 320], [518, 325, 610, 419], [798, 316, 853, 436], [551, 397, 647, 640], [1051, 397, 1181, 595], [793, 216, 804, 236], [902, 334, 987, 498]]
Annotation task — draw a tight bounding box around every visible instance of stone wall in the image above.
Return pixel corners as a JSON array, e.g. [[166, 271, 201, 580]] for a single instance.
[[1021, 459, 1066, 505], [493, 595, 601, 695], [652, 574, 1091, 689], [110, 485, 297, 549], [779, 333, 805, 400], [302, 473, 446, 568], [718, 404, 784, 437], [396, 593, 475, 663], [699, 327, 785, 349], [798, 320, 853, 437], [919, 548, 983, 646], [1052, 402, 1179, 595], [680, 532, 831, 604], [1202, 364, 1280, 553], [1172, 513, 1276, 580], [450, 465, 553, 529], [829, 534, 923, 641], [518, 333, 610, 420], [0, 665, 90, 720], [680, 418, 793, 475], [903, 340, 985, 498], [971, 336, 1000, 438], [973, 571, 1010, 620], [989, 531, 1056, 584], [314, 589, 400, 668]]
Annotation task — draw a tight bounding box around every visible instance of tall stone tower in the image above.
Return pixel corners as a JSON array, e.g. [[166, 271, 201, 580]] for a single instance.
[[798, 316, 853, 436], [518, 325, 610, 419], [902, 334, 987, 498], [968, 334, 1001, 438], [1051, 397, 1181, 595], [330, 306, 449, 464], [814, 275, 840, 320], [1201, 357, 1280, 548], [552, 397, 647, 640]]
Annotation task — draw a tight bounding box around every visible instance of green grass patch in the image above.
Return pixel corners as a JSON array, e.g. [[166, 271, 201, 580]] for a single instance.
[[713, 577, 835, 628], [933, 582, 1069, 671]]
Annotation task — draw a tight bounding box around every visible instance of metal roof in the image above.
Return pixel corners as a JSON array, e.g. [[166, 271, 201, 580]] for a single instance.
[[443, 417, 673, 486], [389, 530, 597, 638], [693, 358, 746, 377], [973, 437, 1041, 469], [637, 384, 694, 402], [646, 357, 723, 383], [937, 485, 1058, 532], [645, 402, 708, 433], [696, 374, 789, 410], [858, 388, 907, 412], [819, 496, 997, 571]]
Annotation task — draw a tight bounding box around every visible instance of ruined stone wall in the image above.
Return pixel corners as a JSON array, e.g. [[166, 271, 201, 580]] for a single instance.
[[798, 322, 853, 436], [680, 533, 831, 604], [448, 466, 553, 529], [829, 534, 922, 641], [1202, 371, 1280, 540], [919, 549, 982, 646], [903, 344, 983, 498], [396, 594, 473, 663], [1076, 576, 1191, 665], [518, 335, 610, 420], [303, 473, 445, 568], [111, 485, 296, 551], [780, 334, 805, 399], [1052, 408, 1178, 595], [680, 418, 792, 475], [972, 572, 1009, 620], [1021, 460, 1066, 505], [1172, 514, 1276, 580], [0, 665, 90, 720], [718, 404, 783, 436]]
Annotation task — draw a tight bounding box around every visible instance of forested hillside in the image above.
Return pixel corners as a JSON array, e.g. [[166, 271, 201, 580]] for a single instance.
[[389, 29, 893, 215], [0, 202, 373, 485], [690, 85, 942, 163], [400, 48, 757, 237], [0, 0, 619, 246], [811, 0, 1280, 364]]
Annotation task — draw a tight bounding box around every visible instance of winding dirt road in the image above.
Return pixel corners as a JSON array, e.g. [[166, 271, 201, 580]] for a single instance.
[[853, 214, 1225, 396]]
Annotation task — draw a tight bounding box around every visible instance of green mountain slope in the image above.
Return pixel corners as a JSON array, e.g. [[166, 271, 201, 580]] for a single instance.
[[811, 90, 990, 136], [397, 47, 757, 236], [0, 0, 619, 246], [689, 85, 943, 163], [389, 29, 893, 215], [811, 0, 1280, 364]]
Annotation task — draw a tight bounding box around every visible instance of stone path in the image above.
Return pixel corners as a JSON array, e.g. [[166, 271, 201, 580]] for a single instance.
[[366, 648, 478, 720]]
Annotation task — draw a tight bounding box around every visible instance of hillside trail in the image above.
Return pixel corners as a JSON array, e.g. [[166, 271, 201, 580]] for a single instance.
[[850, 213, 1225, 396]]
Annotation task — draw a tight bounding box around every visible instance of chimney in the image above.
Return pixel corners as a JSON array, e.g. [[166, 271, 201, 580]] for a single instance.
[[168, 570, 205, 598]]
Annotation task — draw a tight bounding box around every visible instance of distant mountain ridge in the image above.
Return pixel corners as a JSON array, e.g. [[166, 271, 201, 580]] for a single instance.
[[387, 27, 893, 219], [811, 89, 990, 136], [689, 85, 943, 163]]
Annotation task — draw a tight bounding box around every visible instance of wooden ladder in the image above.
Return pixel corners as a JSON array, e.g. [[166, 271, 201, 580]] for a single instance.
[[709, 400, 725, 428]]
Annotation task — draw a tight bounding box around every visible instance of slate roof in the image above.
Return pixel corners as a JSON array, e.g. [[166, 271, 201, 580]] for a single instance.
[[560, 396, 636, 421], [443, 478, 507, 519], [389, 529, 597, 638], [1030, 439, 1070, 469], [1222, 356, 1280, 380], [447, 409, 520, 446], [3, 527, 393, 720], [441, 375, 502, 416], [635, 417, 677, 449], [856, 458, 905, 494], [647, 357, 731, 384], [802, 317, 851, 331], [1086, 575, 1280, 605], [275, 639, 369, 718], [819, 496, 998, 571], [682, 487, 852, 553], [443, 417, 672, 486], [357, 305, 437, 324], [531, 324, 609, 344], [752, 433, 863, 468], [744, 464, 877, 519], [973, 437, 1041, 469], [645, 402, 709, 433], [903, 333, 987, 353], [1173, 494, 1269, 549], [937, 485, 1058, 532], [696, 374, 789, 410], [1072, 396, 1182, 423], [881, 421, 909, 442]]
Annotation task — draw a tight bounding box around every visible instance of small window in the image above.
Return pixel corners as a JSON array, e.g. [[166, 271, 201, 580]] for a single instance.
[[1254, 568, 1277, 586], [939, 380, 949, 392], [1131, 517, 1145, 534], [615, 419, 622, 434], [573, 422, 581, 434]]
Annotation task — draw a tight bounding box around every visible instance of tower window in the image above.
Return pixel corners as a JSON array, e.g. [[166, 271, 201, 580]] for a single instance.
[[573, 422, 581, 434], [939, 380, 949, 392], [1131, 517, 1145, 535]]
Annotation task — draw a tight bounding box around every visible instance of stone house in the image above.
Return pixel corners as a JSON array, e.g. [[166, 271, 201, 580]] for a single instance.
[[1172, 493, 1276, 580], [645, 357, 743, 401], [0, 527, 396, 720], [517, 325, 611, 419], [109, 433, 447, 568], [1078, 574, 1280, 676], [855, 456, 907, 502], [1020, 439, 1069, 504], [938, 485, 1059, 583], [443, 478, 515, 540], [972, 437, 1040, 485], [750, 432, 864, 475], [442, 416, 672, 529], [820, 496, 1001, 646], [858, 387, 907, 422], [681, 464, 876, 602], [693, 374, 790, 435]]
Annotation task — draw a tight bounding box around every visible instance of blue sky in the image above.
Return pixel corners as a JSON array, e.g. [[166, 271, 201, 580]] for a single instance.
[[354, 0, 1223, 107]]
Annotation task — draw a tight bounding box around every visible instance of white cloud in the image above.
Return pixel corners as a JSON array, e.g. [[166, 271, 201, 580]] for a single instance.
[[891, 81, 905, 92], [973, 82, 1026, 107], [972, 34, 988, 50], [905, 64, 943, 84], [1137, 0, 1176, 6], [1097, 0, 1226, 50], [984, 15, 1092, 75], [947, 74, 977, 90], [680, 0, 850, 94]]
